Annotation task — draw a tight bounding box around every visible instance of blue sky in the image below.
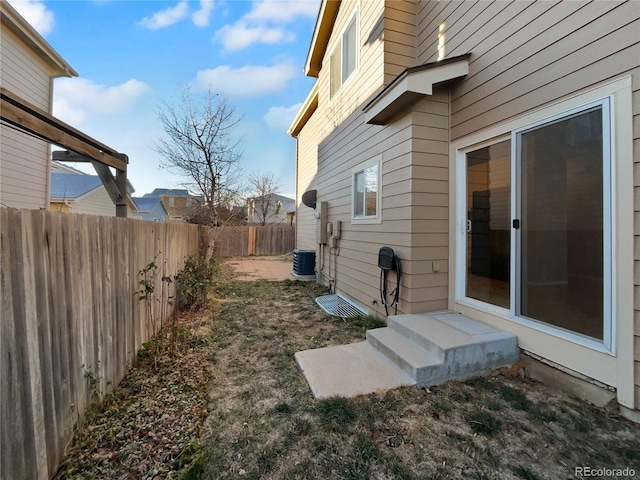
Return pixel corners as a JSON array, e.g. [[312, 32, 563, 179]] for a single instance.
[[9, 0, 320, 197]]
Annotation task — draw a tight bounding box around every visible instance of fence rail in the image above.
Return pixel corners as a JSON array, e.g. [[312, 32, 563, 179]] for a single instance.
[[0, 208, 211, 480], [212, 225, 295, 257]]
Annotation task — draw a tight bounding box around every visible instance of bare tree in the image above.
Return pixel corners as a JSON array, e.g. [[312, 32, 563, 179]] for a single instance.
[[247, 172, 282, 225], [154, 87, 244, 225]]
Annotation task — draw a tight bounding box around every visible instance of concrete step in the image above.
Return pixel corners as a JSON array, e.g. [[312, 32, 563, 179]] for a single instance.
[[366, 327, 448, 387], [375, 310, 519, 387], [294, 309, 520, 398]]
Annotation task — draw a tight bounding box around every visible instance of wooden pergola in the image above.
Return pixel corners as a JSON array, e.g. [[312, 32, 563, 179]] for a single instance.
[[1, 87, 129, 217]]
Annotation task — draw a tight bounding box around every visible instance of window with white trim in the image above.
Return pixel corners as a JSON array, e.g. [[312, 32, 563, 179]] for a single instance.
[[352, 159, 380, 222], [329, 12, 358, 99]]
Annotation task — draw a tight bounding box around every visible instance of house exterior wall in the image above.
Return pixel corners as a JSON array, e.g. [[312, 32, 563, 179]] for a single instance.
[[70, 189, 117, 217], [296, 108, 321, 251], [317, 101, 414, 314], [0, 26, 53, 210], [317, 0, 385, 133], [409, 0, 639, 408], [294, 0, 639, 411], [383, 0, 415, 83], [50, 202, 71, 213]]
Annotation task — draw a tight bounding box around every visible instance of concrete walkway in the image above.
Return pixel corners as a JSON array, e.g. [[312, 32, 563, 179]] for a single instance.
[[225, 256, 293, 281]]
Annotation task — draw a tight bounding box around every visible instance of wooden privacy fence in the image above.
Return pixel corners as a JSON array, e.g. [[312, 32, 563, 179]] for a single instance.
[[212, 225, 295, 257], [0, 208, 211, 480]]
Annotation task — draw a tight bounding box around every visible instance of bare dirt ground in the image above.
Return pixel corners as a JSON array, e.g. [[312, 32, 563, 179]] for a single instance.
[[56, 265, 640, 480]]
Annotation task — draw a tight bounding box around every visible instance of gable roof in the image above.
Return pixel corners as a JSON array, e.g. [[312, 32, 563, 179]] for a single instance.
[[50, 173, 102, 200], [0, 0, 77, 78], [132, 197, 160, 212]]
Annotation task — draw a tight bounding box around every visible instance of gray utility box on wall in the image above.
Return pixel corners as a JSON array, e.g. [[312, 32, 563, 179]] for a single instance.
[[293, 249, 316, 275]]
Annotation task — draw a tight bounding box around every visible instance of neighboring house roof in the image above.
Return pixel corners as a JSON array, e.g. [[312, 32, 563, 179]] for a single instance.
[[134, 188, 203, 220], [142, 188, 193, 198], [0, 0, 78, 78], [51, 161, 86, 174], [249, 194, 295, 211], [50, 173, 102, 200], [132, 197, 160, 212]]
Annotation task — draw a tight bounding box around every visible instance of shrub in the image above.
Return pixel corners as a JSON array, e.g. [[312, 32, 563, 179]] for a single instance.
[[176, 256, 219, 311]]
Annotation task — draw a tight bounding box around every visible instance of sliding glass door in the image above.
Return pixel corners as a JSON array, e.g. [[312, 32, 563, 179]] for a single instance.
[[517, 106, 606, 340], [462, 102, 610, 344]]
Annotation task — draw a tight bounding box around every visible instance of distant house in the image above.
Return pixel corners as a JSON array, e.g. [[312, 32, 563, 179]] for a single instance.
[[247, 194, 295, 225], [0, 0, 78, 209], [132, 188, 203, 222], [50, 162, 137, 216]]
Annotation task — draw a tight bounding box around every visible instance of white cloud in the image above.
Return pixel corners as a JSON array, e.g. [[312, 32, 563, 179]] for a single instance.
[[8, 0, 54, 35], [53, 78, 151, 125], [246, 0, 319, 23], [138, 1, 189, 30], [192, 0, 215, 27], [214, 0, 319, 51], [215, 23, 293, 52], [191, 64, 296, 98], [264, 103, 302, 131]]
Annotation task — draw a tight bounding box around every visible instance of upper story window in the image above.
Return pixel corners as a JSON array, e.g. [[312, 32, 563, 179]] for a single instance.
[[329, 11, 358, 99]]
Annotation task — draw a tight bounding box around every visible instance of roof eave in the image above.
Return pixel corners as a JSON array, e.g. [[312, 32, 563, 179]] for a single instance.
[[303, 0, 340, 78], [0, 0, 78, 78], [288, 82, 319, 137], [363, 54, 471, 125]]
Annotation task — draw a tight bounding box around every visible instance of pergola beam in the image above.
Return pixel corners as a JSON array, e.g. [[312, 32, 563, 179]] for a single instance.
[[1, 86, 129, 217]]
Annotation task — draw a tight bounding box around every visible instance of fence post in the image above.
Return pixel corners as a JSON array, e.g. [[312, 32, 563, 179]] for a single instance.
[[248, 226, 256, 255]]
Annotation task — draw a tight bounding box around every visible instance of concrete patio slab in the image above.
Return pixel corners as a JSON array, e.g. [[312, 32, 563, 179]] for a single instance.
[[294, 341, 415, 399]]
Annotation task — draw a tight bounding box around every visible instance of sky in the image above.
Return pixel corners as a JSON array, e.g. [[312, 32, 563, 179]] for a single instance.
[[8, 0, 320, 198]]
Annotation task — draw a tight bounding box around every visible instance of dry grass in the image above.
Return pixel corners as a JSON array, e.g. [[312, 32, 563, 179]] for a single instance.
[[191, 279, 640, 480], [56, 276, 640, 480]]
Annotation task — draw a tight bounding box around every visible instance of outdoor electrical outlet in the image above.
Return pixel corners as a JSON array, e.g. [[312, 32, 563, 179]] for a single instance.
[[432, 261, 441, 272]]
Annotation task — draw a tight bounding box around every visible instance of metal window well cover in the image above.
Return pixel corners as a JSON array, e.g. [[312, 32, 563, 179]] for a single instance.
[[315, 294, 367, 318]]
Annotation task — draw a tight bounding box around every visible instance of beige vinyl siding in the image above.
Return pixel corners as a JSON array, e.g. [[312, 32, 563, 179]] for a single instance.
[[0, 23, 54, 210], [316, 102, 413, 315], [70, 189, 117, 217], [319, 0, 385, 131], [296, 108, 320, 251], [316, 88, 454, 316], [383, 0, 415, 83], [412, 1, 639, 140], [1, 27, 52, 108], [404, 91, 450, 312]]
